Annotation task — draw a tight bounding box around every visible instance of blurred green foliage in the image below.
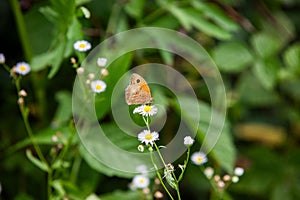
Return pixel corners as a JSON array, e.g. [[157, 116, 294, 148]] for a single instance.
[[1, 0, 300, 199]]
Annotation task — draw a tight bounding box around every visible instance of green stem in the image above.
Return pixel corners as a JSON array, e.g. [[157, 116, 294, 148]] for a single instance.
[[10, 0, 32, 61], [70, 154, 82, 183], [16, 78, 48, 165], [150, 151, 174, 200], [178, 147, 191, 181], [47, 169, 53, 199]]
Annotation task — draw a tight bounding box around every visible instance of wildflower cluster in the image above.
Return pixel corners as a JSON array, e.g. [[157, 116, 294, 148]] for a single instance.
[[203, 166, 245, 196], [72, 40, 109, 94], [132, 103, 197, 200]]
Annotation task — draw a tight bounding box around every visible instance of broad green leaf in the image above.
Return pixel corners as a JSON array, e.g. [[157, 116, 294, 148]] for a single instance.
[[280, 78, 300, 102], [167, 5, 193, 30], [191, 0, 239, 32], [52, 91, 72, 127], [251, 32, 283, 58], [99, 190, 142, 200], [147, 14, 179, 29], [26, 149, 49, 172], [24, 3, 53, 54], [160, 49, 174, 66], [213, 42, 253, 72], [79, 123, 148, 178], [125, 0, 145, 19], [283, 42, 300, 72], [30, 51, 56, 71], [253, 58, 280, 90], [172, 96, 236, 172], [237, 72, 280, 106], [182, 8, 232, 40], [47, 41, 66, 78]]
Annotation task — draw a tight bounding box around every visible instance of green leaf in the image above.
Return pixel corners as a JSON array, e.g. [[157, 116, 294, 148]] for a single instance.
[[280, 78, 300, 102], [181, 8, 232, 40], [283, 42, 300, 73], [47, 41, 66, 78], [237, 72, 280, 106], [213, 42, 253, 72], [125, 0, 145, 19], [251, 32, 284, 58], [191, 0, 239, 32], [79, 123, 149, 178], [253, 58, 280, 90], [172, 96, 236, 172], [167, 5, 193, 30], [53, 91, 72, 127], [26, 149, 49, 172], [99, 190, 142, 200]]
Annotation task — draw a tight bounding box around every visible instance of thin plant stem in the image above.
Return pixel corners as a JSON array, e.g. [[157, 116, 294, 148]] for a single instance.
[[150, 150, 174, 200], [10, 0, 32, 61], [15, 78, 48, 166]]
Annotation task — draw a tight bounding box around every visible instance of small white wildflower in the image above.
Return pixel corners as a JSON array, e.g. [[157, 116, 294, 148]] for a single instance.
[[184, 136, 194, 147], [133, 105, 157, 117], [217, 180, 225, 188], [73, 40, 91, 52], [80, 6, 91, 18], [101, 68, 109, 76], [0, 53, 5, 64], [232, 175, 239, 183], [234, 167, 244, 176], [137, 145, 144, 152], [204, 167, 214, 179], [138, 130, 159, 146], [223, 174, 231, 182], [97, 57, 107, 67], [88, 73, 95, 80], [132, 175, 150, 189], [15, 62, 31, 75], [19, 89, 27, 97], [91, 80, 106, 93], [76, 67, 84, 74], [191, 151, 207, 166]]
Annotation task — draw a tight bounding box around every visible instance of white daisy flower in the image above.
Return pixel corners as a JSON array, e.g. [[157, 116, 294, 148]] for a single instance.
[[191, 151, 207, 166], [133, 105, 157, 117], [184, 136, 194, 147], [0, 53, 5, 64], [132, 175, 150, 189], [234, 167, 244, 176], [73, 40, 91, 52], [97, 57, 107, 67], [15, 62, 31, 75], [232, 175, 239, 183], [138, 130, 159, 146], [204, 167, 214, 179], [91, 80, 106, 93]]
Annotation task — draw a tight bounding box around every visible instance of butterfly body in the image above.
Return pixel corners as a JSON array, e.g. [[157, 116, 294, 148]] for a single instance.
[[125, 73, 153, 105]]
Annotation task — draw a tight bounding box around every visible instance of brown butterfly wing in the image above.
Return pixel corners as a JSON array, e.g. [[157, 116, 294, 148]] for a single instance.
[[125, 73, 153, 105]]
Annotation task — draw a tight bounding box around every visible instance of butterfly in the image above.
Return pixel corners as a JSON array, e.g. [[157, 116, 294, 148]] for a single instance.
[[125, 73, 153, 105]]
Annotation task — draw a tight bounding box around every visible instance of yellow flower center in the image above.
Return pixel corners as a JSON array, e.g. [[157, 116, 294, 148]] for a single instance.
[[79, 43, 86, 48], [145, 133, 153, 140], [144, 106, 151, 112], [139, 179, 145, 184], [96, 84, 102, 90], [20, 65, 27, 71], [196, 156, 203, 163]]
